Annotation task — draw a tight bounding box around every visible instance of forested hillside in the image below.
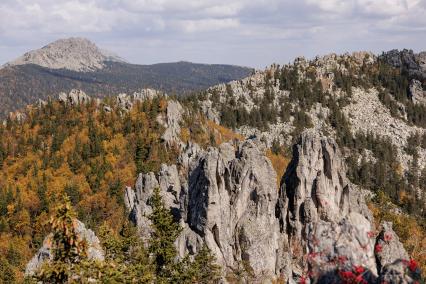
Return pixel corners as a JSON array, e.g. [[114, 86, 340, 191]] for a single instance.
[[0, 94, 260, 282], [0, 61, 252, 118]]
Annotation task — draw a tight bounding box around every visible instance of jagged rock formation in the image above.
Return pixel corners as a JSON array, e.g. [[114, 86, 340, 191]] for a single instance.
[[4, 37, 125, 72], [116, 93, 133, 111], [25, 220, 104, 276], [126, 140, 281, 279], [381, 49, 426, 80], [125, 130, 413, 282], [375, 222, 418, 284], [375, 222, 409, 270], [115, 89, 166, 112], [58, 89, 91, 105], [161, 100, 184, 145], [277, 130, 377, 280]]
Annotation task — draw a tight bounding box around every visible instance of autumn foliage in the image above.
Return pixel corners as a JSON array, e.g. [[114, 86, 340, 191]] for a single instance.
[[0, 98, 176, 282]]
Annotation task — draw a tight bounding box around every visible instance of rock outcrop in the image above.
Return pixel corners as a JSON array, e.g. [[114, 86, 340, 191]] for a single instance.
[[161, 100, 184, 145], [375, 222, 409, 271], [125, 130, 414, 282], [276, 130, 377, 280], [58, 89, 91, 105], [25, 220, 104, 276], [126, 140, 281, 279], [133, 88, 164, 101], [116, 93, 133, 111], [197, 51, 426, 174], [409, 79, 426, 106], [115, 89, 167, 112], [381, 49, 426, 80]]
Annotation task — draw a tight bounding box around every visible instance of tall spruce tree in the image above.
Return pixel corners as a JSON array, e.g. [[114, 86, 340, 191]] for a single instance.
[[148, 187, 182, 282], [33, 196, 88, 283]]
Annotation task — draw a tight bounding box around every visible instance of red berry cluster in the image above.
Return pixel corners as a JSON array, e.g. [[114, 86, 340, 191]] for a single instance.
[[403, 259, 419, 273], [338, 266, 368, 284]]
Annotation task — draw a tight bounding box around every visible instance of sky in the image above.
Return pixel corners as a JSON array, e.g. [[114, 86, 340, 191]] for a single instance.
[[0, 0, 425, 68]]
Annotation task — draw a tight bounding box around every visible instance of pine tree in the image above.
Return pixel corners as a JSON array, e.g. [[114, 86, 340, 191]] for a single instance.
[[33, 195, 88, 283], [88, 117, 103, 157], [148, 187, 182, 281], [192, 244, 221, 283], [0, 257, 16, 283], [0, 142, 5, 169], [135, 136, 148, 174]]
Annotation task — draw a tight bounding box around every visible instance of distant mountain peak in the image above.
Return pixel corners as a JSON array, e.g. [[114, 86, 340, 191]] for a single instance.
[[3, 37, 126, 72]]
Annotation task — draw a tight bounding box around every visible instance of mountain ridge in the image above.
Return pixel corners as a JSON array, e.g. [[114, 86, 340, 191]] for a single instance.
[[0, 37, 253, 117]]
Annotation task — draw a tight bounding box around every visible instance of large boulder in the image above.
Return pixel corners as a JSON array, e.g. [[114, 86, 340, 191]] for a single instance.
[[25, 220, 104, 276]]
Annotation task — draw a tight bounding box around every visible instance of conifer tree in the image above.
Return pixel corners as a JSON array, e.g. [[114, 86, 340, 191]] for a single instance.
[[148, 187, 182, 281], [191, 244, 221, 283], [135, 136, 148, 174], [33, 195, 87, 283]]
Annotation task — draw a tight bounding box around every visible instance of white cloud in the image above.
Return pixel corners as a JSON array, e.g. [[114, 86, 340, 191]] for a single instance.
[[0, 0, 424, 67], [178, 18, 240, 33], [305, 0, 354, 13]]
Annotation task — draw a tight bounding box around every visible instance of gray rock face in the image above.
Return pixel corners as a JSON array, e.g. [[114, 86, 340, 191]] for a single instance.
[[58, 89, 91, 105], [409, 79, 426, 106], [133, 88, 165, 101], [375, 222, 409, 271], [277, 130, 377, 278], [125, 164, 182, 239], [185, 141, 281, 277], [126, 140, 282, 279], [161, 100, 184, 145], [381, 49, 426, 80], [125, 130, 414, 282], [25, 220, 104, 276], [4, 37, 125, 72]]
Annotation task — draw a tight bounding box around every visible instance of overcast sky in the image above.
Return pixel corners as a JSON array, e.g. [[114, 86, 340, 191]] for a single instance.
[[0, 0, 425, 68]]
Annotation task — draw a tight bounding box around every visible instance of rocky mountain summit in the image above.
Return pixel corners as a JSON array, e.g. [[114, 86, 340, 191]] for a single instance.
[[3, 37, 125, 72]]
